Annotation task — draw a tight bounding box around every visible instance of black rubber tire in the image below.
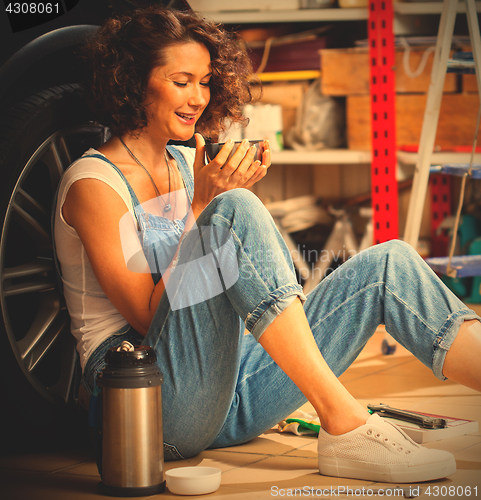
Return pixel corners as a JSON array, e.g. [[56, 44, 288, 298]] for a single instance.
[[0, 85, 108, 448]]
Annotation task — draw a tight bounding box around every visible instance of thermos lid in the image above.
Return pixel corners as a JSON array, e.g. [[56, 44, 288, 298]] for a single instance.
[[97, 344, 163, 388], [105, 344, 157, 367]]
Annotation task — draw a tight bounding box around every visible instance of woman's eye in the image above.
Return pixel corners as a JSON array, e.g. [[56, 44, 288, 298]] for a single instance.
[[200, 81, 211, 87], [174, 82, 187, 87]]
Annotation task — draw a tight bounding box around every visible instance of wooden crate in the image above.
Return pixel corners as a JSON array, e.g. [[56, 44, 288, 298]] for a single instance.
[[260, 81, 308, 108], [347, 93, 481, 150], [320, 47, 458, 95]]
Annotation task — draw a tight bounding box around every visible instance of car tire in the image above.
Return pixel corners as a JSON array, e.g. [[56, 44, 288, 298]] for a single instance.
[[0, 84, 108, 448]]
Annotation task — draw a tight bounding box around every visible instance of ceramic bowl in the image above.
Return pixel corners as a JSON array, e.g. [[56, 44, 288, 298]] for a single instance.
[[205, 140, 262, 163], [165, 466, 221, 496]]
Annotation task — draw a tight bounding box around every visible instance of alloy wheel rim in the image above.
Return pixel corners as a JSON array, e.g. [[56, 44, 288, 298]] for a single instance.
[[0, 123, 108, 405]]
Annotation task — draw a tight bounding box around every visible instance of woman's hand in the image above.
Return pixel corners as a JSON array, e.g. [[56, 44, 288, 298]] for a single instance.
[[191, 133, 270, 217]]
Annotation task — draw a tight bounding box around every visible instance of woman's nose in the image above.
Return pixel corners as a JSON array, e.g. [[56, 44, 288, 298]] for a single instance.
[[189, 85, 208, 107]]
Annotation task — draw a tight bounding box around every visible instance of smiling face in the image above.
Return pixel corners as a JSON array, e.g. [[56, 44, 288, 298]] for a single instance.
[[143, 42, 212, 142]]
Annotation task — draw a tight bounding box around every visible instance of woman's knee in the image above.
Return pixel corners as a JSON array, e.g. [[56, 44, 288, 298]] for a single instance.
[[374, 239, 411, 255], [367, 239, 418, 265], [344, 239, 419, 284], [200, 188, 272, 228], [215, 188, 266, 216]]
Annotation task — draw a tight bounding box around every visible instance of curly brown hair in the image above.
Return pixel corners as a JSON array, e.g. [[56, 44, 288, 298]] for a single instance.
[[81, 6, 261, 139]]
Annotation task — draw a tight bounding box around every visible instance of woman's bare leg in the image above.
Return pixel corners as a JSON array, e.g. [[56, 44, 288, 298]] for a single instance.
[[259, 305, 481, 436], [443, 319, 481, 391], [259, 298, 369, 435]]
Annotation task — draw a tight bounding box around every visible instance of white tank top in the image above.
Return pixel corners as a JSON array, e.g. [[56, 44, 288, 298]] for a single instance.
[[53, 149, 135, 370]]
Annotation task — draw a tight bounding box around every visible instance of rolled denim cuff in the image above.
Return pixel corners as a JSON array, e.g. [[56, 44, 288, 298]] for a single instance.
[[246, 284, 307, 342], [432, 308, 481, 381]]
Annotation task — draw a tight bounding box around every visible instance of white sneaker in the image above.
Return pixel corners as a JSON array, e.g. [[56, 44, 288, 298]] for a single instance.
[[318, 414, 456, 483]]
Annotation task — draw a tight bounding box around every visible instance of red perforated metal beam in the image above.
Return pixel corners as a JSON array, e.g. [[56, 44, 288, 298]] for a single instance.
[[369, 0, 399, 244], [430, 174, 452, 257]]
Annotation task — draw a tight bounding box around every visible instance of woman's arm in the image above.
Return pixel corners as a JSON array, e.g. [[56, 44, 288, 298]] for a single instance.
[[63, 177, 163, 336]]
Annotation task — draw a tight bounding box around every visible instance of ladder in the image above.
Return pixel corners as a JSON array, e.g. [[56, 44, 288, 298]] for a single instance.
[[404, 0, 481, 279]]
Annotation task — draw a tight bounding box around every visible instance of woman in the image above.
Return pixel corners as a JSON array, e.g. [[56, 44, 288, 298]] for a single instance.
[[54, 6, 481, 484]]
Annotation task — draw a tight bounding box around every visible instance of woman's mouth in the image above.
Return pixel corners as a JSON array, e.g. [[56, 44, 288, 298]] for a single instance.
[[176, 112, 196, 124]]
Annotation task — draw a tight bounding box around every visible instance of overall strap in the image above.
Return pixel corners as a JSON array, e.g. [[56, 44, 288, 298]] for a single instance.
[[82, 153, 144, 214], [87, 148, 195, 208], [167, 145, 194, 203]]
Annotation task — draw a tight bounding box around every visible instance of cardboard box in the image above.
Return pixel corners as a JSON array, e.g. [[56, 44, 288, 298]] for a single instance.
[[347, 93, 481, 150], [320, 47, 457, 95]]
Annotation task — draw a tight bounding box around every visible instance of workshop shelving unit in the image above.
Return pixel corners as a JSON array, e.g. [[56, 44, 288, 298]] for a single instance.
[[206, 2, 481, 236]]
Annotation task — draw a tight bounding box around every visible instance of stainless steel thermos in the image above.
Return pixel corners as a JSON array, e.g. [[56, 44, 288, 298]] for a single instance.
[[97, 343, 165, 496]]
